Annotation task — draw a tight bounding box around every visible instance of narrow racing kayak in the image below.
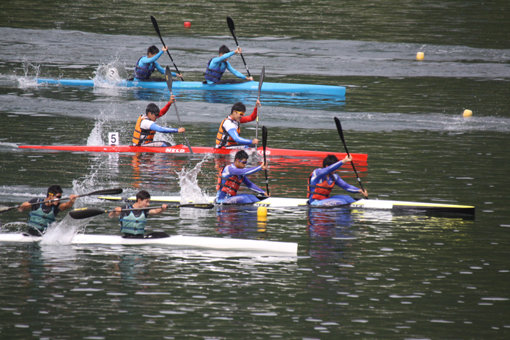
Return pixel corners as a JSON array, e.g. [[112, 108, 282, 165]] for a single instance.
[[0, 233, 297, 255], [100, 195, 475, 217], [36, 78, 346, 97], [18, 144, 368, 162]]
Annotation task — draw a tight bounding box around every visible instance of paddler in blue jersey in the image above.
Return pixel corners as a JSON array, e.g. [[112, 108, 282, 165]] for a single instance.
[[132, 100, 186, 147], [109, 190, 169, 239], [204, 45, 254, 84], [134, 45, 183, 81], [17, 185, 78, 236], [215, 100, 260, 149], [216, 150, 268, 204], [308, 155, 368, 207]]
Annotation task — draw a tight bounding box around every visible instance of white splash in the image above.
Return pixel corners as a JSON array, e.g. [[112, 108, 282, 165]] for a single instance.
[[92, 59, 128, 87], [177, 156, 213, 203]]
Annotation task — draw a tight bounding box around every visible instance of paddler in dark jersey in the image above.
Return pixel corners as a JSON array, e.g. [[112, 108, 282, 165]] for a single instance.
[[307, 155, 368, 207], [17, 185, 78, 236], [216, 150, 268, 204], [204, 45, 253, 84], [133, 45, 183, 81], [132, 99, 186, 147], [215, 100, 260, 149], [108, 190, 169, 239]]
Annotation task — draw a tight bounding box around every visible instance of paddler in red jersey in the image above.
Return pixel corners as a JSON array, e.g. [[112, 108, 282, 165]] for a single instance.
[[216, 150, 268, 204], [132, 97, 186, 147], [307, 155, 368, 207], [215, 100, 260, 149]]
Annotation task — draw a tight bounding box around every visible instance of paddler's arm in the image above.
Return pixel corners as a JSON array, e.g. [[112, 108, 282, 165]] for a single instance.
[[58, 194, 78, 211], [243, 177, 266, 195], [157, 95, 176, 118], [140, 50, 164, 66], [149, 122, 185, 134], [240, 99, 260, 123], [225, 60, 248, 80], [148, 204, 167, 215], [227, 128, 258, 146]]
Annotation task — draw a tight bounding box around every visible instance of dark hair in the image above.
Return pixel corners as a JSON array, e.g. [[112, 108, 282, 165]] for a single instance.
[[230, 102, 246, 114], [147, 45, 159, 55], [235, 150, 249, 161], [323, 155, 339, 168], [47, 185, 63, 196], [145, 103, 160, 116], [219, 45, 230, 55], [136, 190, 151, 201]]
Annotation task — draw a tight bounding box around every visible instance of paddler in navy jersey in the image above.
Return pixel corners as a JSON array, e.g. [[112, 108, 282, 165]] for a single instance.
[[215, 100, 260, 149], [307, 155, 368, 207], [133, 45, 183, 81], [17, 185, 78, 236], [108, 190, 169, 238], [204, 45, 253, 84], [216, 150, 268, 204], [132, 99, 186, 147]]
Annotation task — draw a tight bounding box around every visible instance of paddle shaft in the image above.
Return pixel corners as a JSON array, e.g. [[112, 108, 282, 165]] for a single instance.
[[150, 16, 183, 79], [255, 66, 265, 141], [70, 203, 214, 219], [334, 117, 366, 195], [0, 188, 122, 214], [262, 126, 270, 196], [165, 67, 193, 154], [226, 17, 251, 78]]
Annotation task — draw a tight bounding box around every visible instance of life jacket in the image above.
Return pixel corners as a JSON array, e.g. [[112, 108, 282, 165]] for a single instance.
[[216, 166, 243, 196], [132, 115, 155, 146], [215, 117, 240, 147], [134, 57, 155, 80], [204, 58, 225, 83], [28, 199, 57, 232], [119, 205, 147, 235], [307, 175, 336, 201]]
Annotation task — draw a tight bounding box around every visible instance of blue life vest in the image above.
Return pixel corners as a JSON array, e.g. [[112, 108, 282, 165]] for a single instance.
[[204, 58, 225, 83], [119, 205, 147, 235], [134, 57, 155, 80], [28, 199, 57, 232]]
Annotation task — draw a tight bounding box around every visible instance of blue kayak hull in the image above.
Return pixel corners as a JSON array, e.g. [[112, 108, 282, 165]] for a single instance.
[[36, 78, 345, 97]]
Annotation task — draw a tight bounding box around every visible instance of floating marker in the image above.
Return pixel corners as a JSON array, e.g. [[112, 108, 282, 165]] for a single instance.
[[184, 21, 191, 28], [257, 206, 267, 220], [416, 52, 424, 61], [463, 109, 473, 118]]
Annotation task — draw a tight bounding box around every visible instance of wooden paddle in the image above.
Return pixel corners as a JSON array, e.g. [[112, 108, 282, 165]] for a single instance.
[[262, 125, 270, 196], [0, 188, 123, 214], [165, 66, 193, 154], [334, 117, 367, 197], [226, 16, 251, 78], [70, 202, 215, 219], [150, 15, 183, 80], [255, 66, 265, 141]]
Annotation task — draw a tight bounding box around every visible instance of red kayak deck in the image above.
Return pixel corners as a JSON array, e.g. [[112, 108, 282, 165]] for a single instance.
[[18, 144, 367, 162]]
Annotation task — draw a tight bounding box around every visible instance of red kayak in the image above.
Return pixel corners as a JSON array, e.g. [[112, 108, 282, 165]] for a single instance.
[[18, 144, 367, 162]]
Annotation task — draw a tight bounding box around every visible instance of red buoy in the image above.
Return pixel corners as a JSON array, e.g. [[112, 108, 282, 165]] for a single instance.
[[184, 21, 191, 28]]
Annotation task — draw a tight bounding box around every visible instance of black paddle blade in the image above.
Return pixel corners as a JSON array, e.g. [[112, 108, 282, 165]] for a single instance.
[[83, 188, 123, 197], [69, 208, 106, 219], [226, 16, 235, 32], [258, 66, 265, 95], [150, 16, 161, 36], [165, 66, 173, 90], [334, 117, 346, 144]]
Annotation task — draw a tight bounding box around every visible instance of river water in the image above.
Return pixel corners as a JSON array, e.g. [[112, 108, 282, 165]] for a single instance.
[[1, 1, 509, 339]]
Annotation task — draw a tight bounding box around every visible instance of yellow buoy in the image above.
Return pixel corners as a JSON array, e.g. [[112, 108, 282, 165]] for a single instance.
[[462, 109, 473, 118], [257, 206, 267, 220], [416, 52, 425, 61]]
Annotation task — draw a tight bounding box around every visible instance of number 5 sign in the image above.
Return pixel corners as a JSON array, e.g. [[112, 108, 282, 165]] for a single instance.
[[108, 132, 120, 146]]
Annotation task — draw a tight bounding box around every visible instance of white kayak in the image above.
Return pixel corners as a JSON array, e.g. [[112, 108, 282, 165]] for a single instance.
[[0, 233, 297, 256], [99, 195, 475, 216]]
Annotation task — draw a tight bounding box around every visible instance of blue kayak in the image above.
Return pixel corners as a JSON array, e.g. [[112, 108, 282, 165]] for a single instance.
[[36, 78, 346, 97]]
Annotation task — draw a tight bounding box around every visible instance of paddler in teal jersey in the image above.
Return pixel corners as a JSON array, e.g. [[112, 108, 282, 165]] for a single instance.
[[204, 45, 254, 84], [108, 190, 169, 239], [133, 45, 183, 81], [18, 185, 78, 236], [307, 155, 368, 207]]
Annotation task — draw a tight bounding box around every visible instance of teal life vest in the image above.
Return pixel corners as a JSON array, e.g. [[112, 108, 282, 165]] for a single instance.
[[204, 58, 225, 83], [119, 205, 147, 235], [28, 199, 57, 232]]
